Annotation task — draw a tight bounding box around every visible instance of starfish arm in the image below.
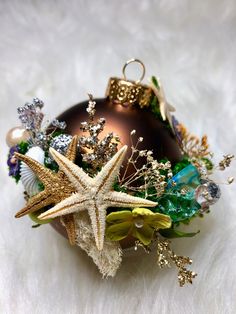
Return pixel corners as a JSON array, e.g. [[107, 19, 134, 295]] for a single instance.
[[49, 148, 92, 192], [105, 191, 157, 208], [95, 145, 128, 193], [88, 203, 107, 251], [158, 83, 168, 121], [150, 81, 167, 121], [14, 153, 54, 185], [65, 135, 78, 162], [167, 111, 174, 131], [15, 190, 55, 218], [60, 214, 76, 245], [159, 101, 166, 121], [167, 102, 176, 112], [38, 193, 87, 220]]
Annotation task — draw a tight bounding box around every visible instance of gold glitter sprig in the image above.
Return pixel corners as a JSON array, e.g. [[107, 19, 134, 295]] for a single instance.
[[134, 240, 151, 253], [177, 124, 211, 160], [79, 94, 120, 171], [119, 130, 172, 198], [157, 239, 197, 287], [218, 154, 235, 171]]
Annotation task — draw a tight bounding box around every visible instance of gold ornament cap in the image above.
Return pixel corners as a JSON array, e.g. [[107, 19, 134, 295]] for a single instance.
[[106, 59, 154, 108]]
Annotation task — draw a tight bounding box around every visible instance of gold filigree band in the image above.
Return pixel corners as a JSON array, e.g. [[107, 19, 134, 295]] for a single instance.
[[106, 59, 154, 108]]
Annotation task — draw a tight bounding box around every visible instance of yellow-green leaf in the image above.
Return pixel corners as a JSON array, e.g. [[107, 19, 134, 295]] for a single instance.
[[132, 224, 154, 246], [106, 210, 132, 224], [106, 221, 132, 241], [159, 228, 200, 239]]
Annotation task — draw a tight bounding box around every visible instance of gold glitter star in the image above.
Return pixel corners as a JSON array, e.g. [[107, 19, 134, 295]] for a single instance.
[[39, 146, 157, 251], [150, 77, 175, 130], [14, 136, 79, 245]]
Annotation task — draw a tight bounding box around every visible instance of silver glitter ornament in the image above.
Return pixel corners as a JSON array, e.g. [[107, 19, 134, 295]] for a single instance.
[[50, 134, 73, 155]]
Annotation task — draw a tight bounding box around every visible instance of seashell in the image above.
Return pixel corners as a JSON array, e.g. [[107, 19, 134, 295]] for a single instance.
[[20, 146, 45, 197]]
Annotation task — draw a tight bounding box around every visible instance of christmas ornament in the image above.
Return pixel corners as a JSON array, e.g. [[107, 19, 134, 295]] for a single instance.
[[6, 59, 234, 286]]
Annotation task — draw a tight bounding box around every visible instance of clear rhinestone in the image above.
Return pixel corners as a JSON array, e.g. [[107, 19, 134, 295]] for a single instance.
[[195, 179, 221, 207]]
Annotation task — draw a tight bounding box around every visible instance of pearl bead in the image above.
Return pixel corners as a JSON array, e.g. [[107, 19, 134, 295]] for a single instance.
[[6, 126, 30, 147], [134, 218, 144, 228]]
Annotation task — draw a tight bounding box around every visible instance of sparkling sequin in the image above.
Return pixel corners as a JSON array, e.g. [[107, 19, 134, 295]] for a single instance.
[[50, 134, 73, 155]]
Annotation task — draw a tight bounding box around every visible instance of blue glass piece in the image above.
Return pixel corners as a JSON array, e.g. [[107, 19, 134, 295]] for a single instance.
[[167, 164, 200, 190]]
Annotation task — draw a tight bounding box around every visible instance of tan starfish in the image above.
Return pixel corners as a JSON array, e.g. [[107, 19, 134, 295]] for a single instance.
[[39, 145, 157, 251], [150, 77, 175, 130], [14, 136, 79, 245]]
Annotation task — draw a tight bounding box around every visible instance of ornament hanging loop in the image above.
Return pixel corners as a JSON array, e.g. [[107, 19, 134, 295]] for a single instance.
[[122, 59, 146, 84]]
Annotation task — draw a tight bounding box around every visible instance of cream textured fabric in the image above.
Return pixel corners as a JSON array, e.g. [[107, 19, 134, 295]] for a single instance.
[[74, 212, 122, 278], [0, 1, 236, 313]]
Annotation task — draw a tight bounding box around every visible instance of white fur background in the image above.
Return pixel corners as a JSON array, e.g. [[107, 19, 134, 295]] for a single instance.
[[0, 1, 236, 313]]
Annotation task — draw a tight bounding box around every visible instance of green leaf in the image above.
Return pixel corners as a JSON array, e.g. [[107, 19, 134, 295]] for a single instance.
[[201, 158, 214, 171], [151, 76, 159, 89], [13, 173, 21, 183], [172, 158, 191, 175], [28, 212, 53, 225], [51, 130, 65, 138], [32, 224, 41, 228], [38, 182, 44, 191], [159, 228, 200, 239], [18, 141, 29, 154], [106, 221, 132, 241]]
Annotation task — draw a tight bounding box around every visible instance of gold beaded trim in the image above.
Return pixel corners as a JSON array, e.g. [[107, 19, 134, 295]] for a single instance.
[[106, 59, 154, 107], [106, 77, 154, 108]]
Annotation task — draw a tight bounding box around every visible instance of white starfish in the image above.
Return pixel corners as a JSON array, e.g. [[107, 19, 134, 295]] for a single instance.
[[150, 77, 175, 130], [39, 146, 157, 251]]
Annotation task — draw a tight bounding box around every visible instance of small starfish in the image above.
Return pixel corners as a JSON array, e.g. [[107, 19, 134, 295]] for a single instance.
[[39, 146, 157, 251], [150, 77, 175, 130], [14, 136, 79, 245]]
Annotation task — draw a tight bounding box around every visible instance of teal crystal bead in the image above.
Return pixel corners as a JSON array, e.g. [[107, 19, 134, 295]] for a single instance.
[[158, 164, 201, 222], [167, 164, 200, 189]]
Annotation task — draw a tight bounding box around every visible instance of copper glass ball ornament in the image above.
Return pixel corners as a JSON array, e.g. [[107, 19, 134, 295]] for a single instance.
[[50, 59, 182, 248]]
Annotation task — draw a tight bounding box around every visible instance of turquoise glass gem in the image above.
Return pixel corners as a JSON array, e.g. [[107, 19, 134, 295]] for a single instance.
[[157, 164, 201, 222], [167, 164, 200, 189]]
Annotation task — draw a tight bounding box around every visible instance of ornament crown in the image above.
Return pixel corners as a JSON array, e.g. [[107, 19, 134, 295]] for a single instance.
[[106, 59, 154, 107]]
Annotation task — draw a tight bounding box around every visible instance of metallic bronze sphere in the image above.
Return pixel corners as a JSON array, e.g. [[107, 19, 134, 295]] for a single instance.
[[50, 98, 182, 248], [58, 98, 182, 162]]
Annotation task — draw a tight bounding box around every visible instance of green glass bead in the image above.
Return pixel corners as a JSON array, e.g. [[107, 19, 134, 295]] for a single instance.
[[158, 192, 201, 222], [157, 164, 201, 222]]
